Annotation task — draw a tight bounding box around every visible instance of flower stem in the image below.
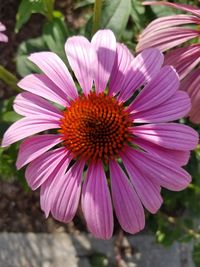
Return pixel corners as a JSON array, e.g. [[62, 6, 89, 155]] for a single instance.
[[0, 66, 20, 92], [43, 0, 55, 21], [92, 0, 103, 34]]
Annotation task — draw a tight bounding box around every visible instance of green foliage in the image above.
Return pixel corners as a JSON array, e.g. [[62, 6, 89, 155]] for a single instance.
[[0, 97, 20, 138], [75, 0, 95, 9], [16, 0, 45, 33], [43, 17, 69, 60], [0, 98, 28, 190], [0, 144, 28, 190], [85, 0, 133, 40], [89, 253, 109, 267], [0, 66, 19, 92], [131, 0, 146, 31], [101, 0, 131, 39], [149, 4, 180, 17], [2, 111, 22, 123], [16, 36, 48, 77], [16, 13, 69, 77], [147, 148, 200, 247], [16, 0, 56, 32], [43, 0, 55, 20]]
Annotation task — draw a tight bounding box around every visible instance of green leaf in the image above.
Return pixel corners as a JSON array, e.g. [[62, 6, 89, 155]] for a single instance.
[[15, 0, 45, 33], [0, 144, 19, 181], [0, 97, 15, 114], [2, 111, 22, 123], [89, 253, 109, 267], [131, 0, 146, 31], [0, 98, 18, 137], [0, 66, 19, 92], [149, 3, 182, 18], [16, 36, 48, 77], [156, 230, 166, 243], [43, 17, 69, 61], [0, 144, 27, 189], [75, 0, 94, 9], [101, 0, 131, 39], [17, 169, 30, 192], [85, 15, 93, 39], [52, 10, 64, 18]]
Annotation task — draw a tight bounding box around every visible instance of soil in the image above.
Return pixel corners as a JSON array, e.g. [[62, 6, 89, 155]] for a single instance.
[[0, 180, 86, 233]]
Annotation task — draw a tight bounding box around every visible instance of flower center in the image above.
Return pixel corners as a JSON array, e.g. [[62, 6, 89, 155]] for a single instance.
[[59, 92, 132, 163]]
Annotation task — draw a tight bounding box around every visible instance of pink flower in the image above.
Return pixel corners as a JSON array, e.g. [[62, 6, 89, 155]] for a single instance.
[[1, 29, 198, 239], [136, 1, 200, 124], [0, 22, 8, 43]]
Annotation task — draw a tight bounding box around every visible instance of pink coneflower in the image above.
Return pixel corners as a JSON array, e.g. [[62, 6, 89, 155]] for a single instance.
[[136, 1, 200, 124], [2, 29, 198, 239], [0, 22, 8, 43]]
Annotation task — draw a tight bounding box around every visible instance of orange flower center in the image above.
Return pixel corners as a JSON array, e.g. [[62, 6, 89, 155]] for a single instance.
[[59, 92, 132, 163]]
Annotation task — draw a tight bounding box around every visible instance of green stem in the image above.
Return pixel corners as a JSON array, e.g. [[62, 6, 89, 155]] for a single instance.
[[0, 66, 20, 92], [43, 0, 55, 21], [92, 0, 103, 34]]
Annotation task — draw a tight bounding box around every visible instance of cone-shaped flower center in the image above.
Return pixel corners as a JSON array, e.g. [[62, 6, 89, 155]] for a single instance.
[[59, 92, 132, 162]]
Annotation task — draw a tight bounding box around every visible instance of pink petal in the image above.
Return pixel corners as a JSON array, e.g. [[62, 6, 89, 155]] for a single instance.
[[164, 45, 200, 80], [189, 100, 200, 124], [91, 29, 116, 94], [137, 27, 200, 52], [134, 136, 190, 166], [181, 67, 200, 94], [51, 160, 85, 223], [25, 147, 69, 190], [40, 154, 72, 216], [132, 123, 198, 151], [0, 32, 8, 42], [109, 43, 133, 96], [18, 74, 70, 107], [65, 36, 96, 95], [128, 66, 179, 113], [119, 48, 164, 102], [16, 134, 62, 170], [180, 68, 200, 124], [81, 161, 113, 239], [122, 147, 191, 191], [142, 1, 200, 17], [0, 22, 6, 31], [13, 92, 62, 119], [140, 15, 200, 38], [110, 160, 145, 233], [120, 155, 163, 214], [29, 52, 78, 101], [188, 84, 200, 124], [1, 117, 60, 147], [131, 91, 191, 123]]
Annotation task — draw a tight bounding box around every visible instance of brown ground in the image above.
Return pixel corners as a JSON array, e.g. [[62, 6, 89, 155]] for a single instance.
[[0, 180, 86, 233]]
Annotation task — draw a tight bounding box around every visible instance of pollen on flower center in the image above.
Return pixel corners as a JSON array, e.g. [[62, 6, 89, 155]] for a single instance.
[[59, 92, 132, 162]]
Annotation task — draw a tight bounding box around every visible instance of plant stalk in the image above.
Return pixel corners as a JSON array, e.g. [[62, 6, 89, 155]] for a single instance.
[[92, 0, 103, 34], [43, 0, 55, 21], [0, 66, 20, 92]]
